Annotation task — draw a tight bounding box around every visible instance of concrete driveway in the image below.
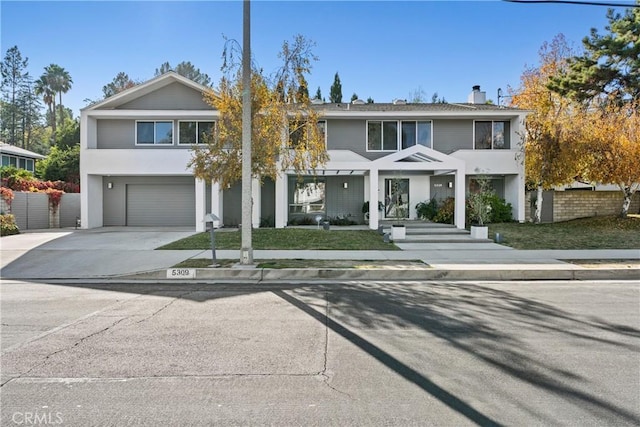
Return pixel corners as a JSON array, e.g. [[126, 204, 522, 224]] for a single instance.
[[0, 228, 201, 279]]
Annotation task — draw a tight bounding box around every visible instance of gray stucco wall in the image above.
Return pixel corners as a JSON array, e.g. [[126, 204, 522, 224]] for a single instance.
[[260, 178, 276, 227], [117, 82, 213, 110], [97, 119, 215, 149], [326, 118, 477, 158], [102, 176, 195, 226], [325, 176, 365, 222], [222, 182, 242, 227], [432, 120, 473, 154]]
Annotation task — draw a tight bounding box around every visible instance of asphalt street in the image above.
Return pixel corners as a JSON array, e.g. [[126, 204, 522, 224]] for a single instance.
[[1, 279, 639, 426]]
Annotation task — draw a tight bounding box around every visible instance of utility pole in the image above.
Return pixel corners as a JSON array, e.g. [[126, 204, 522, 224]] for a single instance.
[[240, 0, 253, 264]]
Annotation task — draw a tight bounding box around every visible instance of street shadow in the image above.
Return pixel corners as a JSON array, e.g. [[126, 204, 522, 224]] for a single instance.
[[3, 279, 639, 425]]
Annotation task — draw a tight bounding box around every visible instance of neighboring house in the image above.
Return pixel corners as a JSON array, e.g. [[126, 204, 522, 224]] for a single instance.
[[0, 142, 46, 173], [80, 72, 528, 231]]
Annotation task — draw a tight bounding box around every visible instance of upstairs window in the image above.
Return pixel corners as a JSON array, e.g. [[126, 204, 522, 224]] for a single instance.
[[136, 121, 173, 145], [178, 121, 215, 145], [367, 121, 398, 151], [402, 121, 432, 149], [474, 121, 510, 149], [289, 120, 326, 148], [368, 120, 432, 151]]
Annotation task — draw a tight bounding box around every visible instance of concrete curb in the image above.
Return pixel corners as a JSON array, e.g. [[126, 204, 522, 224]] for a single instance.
[[115, 267, 640, 282]]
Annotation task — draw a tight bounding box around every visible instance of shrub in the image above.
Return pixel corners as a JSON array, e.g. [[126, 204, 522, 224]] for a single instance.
[[0, 214, 19, 236], [0, 186, 14, 208], [329, 214, 357, 226], [433, 197, 455, 224], [487, 194, 513, 223], [416, 198, 438, 221]]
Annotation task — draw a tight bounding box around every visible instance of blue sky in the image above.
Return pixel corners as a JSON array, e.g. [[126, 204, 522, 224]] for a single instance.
[[1, 1, 632, 116]]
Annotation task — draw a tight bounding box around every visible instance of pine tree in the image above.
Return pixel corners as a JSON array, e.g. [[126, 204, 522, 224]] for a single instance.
[[1, 46, 29, 146], [329, 72, 342, 103], [315, 86, 322, 100], [548, 3, 640, 103]]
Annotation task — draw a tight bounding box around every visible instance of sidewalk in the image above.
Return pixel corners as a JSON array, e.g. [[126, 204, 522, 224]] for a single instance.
[[1, 228, 638, 281]]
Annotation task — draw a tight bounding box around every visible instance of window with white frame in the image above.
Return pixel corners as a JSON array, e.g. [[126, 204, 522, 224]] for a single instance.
[[474, 121, 510, 149], [136, 121, 173, 145], [178, 121, 215, 145], [402, 121, 432, 149], [368, 120, 431, 151]]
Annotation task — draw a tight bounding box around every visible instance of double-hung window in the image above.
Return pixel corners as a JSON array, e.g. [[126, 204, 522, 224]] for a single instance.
[[368, 120, 432, 151], [474, 121, 510, 149], [136, 121, 173, 145], [178, 121, 215, 145]]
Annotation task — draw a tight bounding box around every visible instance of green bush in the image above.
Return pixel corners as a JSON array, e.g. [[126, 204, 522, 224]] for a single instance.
[[433, 197, 455, 224], [488, 194, 513, 223], [416, 198, 439, 221], [0, 214, 20, 236]]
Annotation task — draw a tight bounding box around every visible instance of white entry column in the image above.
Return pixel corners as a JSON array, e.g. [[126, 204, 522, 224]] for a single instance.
[[368, 168, 379, 230], [211, 180, 222, 228], [454, 167, 466, 229], [195, 177, 207, 232], [275, 173, 288, 228]]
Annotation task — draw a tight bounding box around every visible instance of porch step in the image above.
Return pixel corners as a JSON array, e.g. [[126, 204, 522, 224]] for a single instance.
[[394, 235, 492, 244]]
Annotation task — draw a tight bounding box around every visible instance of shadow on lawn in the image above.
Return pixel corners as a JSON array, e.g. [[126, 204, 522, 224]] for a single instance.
[[10, 280, 640, 425]]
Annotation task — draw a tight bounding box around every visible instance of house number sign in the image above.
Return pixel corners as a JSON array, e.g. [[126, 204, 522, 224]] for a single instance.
[[166, 268, 196, 279]]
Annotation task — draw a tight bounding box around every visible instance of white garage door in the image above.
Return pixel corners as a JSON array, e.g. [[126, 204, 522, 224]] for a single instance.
[[126, 184, 195, 226]]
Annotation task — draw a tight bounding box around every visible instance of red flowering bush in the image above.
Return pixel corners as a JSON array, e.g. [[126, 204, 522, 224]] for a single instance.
[[0, 186, 14, 208], [45, 188, 64, 211]]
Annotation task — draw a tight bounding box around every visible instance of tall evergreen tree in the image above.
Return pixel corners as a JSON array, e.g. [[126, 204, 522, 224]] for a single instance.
[[315, 86, 322, 100], [549, 3, 640, 103], [350, 93, 358, 102], [1, 46, 29, 146], [103, 72, 137, 98], [154, 61, 212, 87], [17, 75, 42, 150], [329, 72, 342, 103]]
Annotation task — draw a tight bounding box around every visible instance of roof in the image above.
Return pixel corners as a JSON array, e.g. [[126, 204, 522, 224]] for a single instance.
[[0, 142, 46, 159], [315, 102, 523, 112], [82, 71, 213, 111]]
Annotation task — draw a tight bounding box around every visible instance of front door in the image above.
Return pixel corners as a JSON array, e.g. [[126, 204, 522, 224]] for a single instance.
[[384, 178, 409, 219]]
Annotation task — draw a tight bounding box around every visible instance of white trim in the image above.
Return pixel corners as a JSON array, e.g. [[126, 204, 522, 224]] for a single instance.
[[135, 120, 174, 146], [86, 110, 217, 119]]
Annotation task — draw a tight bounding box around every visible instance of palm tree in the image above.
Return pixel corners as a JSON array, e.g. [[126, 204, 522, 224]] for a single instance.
[[34, 74, 56, 142], [44, 64, 72, 129]]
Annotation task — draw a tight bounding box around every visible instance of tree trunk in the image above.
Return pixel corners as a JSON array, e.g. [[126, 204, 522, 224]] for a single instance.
[[534, 185, 544, 224], [620, 185, 633, 218]]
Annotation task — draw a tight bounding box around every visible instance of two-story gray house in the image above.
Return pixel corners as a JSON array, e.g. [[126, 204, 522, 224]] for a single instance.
[[80, 72, 527, 231]]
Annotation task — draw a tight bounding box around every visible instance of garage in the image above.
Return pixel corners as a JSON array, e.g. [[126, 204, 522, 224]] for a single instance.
[[126, 184, 195, 226]]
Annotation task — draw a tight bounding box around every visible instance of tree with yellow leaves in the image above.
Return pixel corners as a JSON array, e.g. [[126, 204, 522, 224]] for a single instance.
[[189, 34, 328, 190], [576, 100, 640, 217], [510, 34, 583, 223]]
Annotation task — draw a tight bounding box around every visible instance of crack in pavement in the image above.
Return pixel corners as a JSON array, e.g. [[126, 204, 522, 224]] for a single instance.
[[318, 291, 354, 399], [135, 290, 197, 324], [1, 316, 129, 388]]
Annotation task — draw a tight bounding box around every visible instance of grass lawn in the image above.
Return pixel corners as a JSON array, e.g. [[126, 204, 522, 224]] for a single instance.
[[158, 228, 399, 251], [489, 215, 640, 250], [173, 259, 428, 269]]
